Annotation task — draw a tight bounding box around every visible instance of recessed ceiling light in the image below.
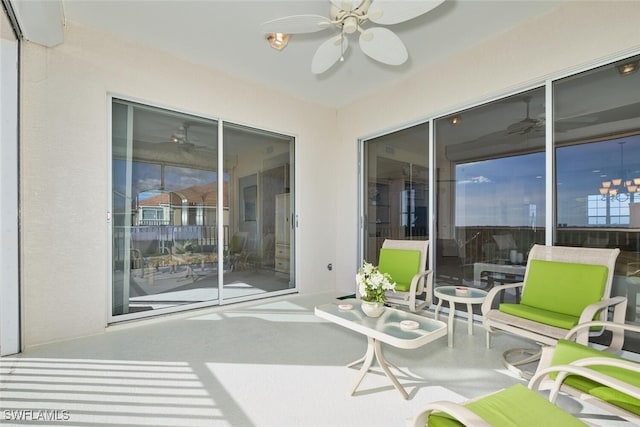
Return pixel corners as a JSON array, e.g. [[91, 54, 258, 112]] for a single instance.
[[617, 60, 639, 76], [448, 116, 461, 125], [266, 33, 290, 51]]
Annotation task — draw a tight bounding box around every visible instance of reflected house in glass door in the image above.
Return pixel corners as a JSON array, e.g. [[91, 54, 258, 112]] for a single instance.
[[135, 182, 229, 252]]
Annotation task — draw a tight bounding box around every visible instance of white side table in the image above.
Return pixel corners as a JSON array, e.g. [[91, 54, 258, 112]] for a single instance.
[[434, 286, 488, 347]]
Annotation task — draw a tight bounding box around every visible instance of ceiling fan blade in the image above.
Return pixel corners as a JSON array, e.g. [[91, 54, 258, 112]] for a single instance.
[[368, 0, 446, 25], [312, 35, 349, 74], [330, 0, 363, 12], [507, 119, 538, 135], [359, 27, 407, 65], [260, 15, 332, 34]]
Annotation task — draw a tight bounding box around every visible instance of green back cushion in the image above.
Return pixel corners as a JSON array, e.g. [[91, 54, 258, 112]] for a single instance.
[[550, 339, 640, 415], [378, 248, 421, 292], [427, 384, 587, 427], [520, 260, 608, 316], [229, 235, 244, 253], [500, 260, 608, 328]]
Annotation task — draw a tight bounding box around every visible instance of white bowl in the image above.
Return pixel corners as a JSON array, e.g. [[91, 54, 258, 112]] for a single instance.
[[338, 303, 353, 310], [455, 287, 470, 296], [400, 320, 419, 330]]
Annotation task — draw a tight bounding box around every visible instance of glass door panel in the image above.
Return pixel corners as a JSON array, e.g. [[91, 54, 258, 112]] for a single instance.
[[221, 122, 295, 302], [434, 88, 546, 304], [112, 100, 218, 317], [554, 53, 640, 326], [363, 123, 429, 264]]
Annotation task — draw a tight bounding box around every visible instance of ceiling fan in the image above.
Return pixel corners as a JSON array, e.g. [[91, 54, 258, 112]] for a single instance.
[[506, 96, 542, 135], [260, 0, 446, 74], [506, 97, 601, 136], [169, 124, 196, 149]]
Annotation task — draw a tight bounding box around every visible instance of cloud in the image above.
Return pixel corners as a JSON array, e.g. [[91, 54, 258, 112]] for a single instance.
[[459, 176, 492, 185]]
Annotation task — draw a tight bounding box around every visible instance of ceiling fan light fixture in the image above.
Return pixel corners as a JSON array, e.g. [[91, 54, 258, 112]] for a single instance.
[[342, 16, 359, 34], [266, 33, 290, 50], [617, 60, 639, 76]]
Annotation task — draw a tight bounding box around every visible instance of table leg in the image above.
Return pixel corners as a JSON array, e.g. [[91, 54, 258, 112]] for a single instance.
[[466, 303, 474, 335], [349, 337, 375, 396], [348, 337, 410, 399], [374, 339, 409, 399], [447, 301, 455, 348], [434, 299, 443, 321], [346, 355, 366, 369]]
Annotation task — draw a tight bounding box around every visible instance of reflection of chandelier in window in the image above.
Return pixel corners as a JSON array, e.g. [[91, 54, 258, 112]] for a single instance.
[[600, 141, 640, 202]]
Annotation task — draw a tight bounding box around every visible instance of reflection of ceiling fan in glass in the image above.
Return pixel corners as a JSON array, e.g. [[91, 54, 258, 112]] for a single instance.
[[506, 96, 542, 135], [505, 96, 599, 137], [170, 124, 195, 149], [260, 0, 446, 74]]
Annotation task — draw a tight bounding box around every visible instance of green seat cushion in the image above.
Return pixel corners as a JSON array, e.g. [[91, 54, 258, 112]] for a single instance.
[[378, 248, 421, 292], [498, 260, 608, 328], [550, 339, 640, 415], [520, 260, 608, 317], [499, 304, 580, 329], [427, 384, 587, 427]]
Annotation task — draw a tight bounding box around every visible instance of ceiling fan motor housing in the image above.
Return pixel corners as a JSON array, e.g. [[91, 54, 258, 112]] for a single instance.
[[330, 0, 371, 33]]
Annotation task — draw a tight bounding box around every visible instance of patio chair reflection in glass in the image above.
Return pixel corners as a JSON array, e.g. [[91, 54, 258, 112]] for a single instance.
[[227, 231, 248, 271]]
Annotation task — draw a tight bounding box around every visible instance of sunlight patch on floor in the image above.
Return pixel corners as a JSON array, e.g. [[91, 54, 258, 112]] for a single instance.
[[206, 362, 467, 427], [0, 357, 218, 426]]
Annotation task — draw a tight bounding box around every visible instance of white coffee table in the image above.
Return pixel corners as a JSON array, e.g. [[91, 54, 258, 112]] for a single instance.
[[434, 286, 488, 348], [315, 300, 447, 399]]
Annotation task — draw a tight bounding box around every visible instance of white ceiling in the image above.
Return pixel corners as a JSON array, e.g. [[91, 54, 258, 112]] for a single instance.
[[52, 0, 565, 108]]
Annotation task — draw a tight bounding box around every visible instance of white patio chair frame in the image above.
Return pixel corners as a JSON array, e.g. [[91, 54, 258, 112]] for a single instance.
[[530, 321, 640, 425]]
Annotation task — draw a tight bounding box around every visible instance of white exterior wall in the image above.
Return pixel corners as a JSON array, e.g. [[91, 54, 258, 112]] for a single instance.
[[334, 1, 640, 293], [20, 22, 339, 348]]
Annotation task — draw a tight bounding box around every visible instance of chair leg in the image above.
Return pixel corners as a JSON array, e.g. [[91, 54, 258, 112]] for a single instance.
[[502, 347, 542, 380], [486, 331, 491, 349]]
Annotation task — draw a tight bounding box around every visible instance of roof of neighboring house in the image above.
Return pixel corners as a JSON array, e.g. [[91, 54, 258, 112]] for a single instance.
[[138, 182, 229, 208]]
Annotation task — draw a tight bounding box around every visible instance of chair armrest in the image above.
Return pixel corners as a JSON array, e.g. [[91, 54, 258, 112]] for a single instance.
[[409, 401, 490, 427], [530, 358, 640, 404], [481, 281, 524, 315], [577, 296, 628, 346], [565, 320, 640, 352], [410, 269, 433, 295]]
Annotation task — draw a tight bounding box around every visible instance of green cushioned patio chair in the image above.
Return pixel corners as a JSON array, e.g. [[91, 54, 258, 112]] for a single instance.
[[481, 244, 626, 377], [410, 383, 590, 427], [376, 239, 431, 312], [530, 321, 640, 424]]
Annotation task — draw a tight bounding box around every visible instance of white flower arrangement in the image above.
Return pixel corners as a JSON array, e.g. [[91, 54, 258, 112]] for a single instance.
[[356, 261, 396, 303]]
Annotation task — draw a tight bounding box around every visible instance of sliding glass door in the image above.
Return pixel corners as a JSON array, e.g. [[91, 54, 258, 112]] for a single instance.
[[362, 123, 430, 264], [434, 88, 546, 295], [222, 122, 295, 302], [554, 54, 640, 324], [359, 53, 640, 325], [111, 100, 295, 320]]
